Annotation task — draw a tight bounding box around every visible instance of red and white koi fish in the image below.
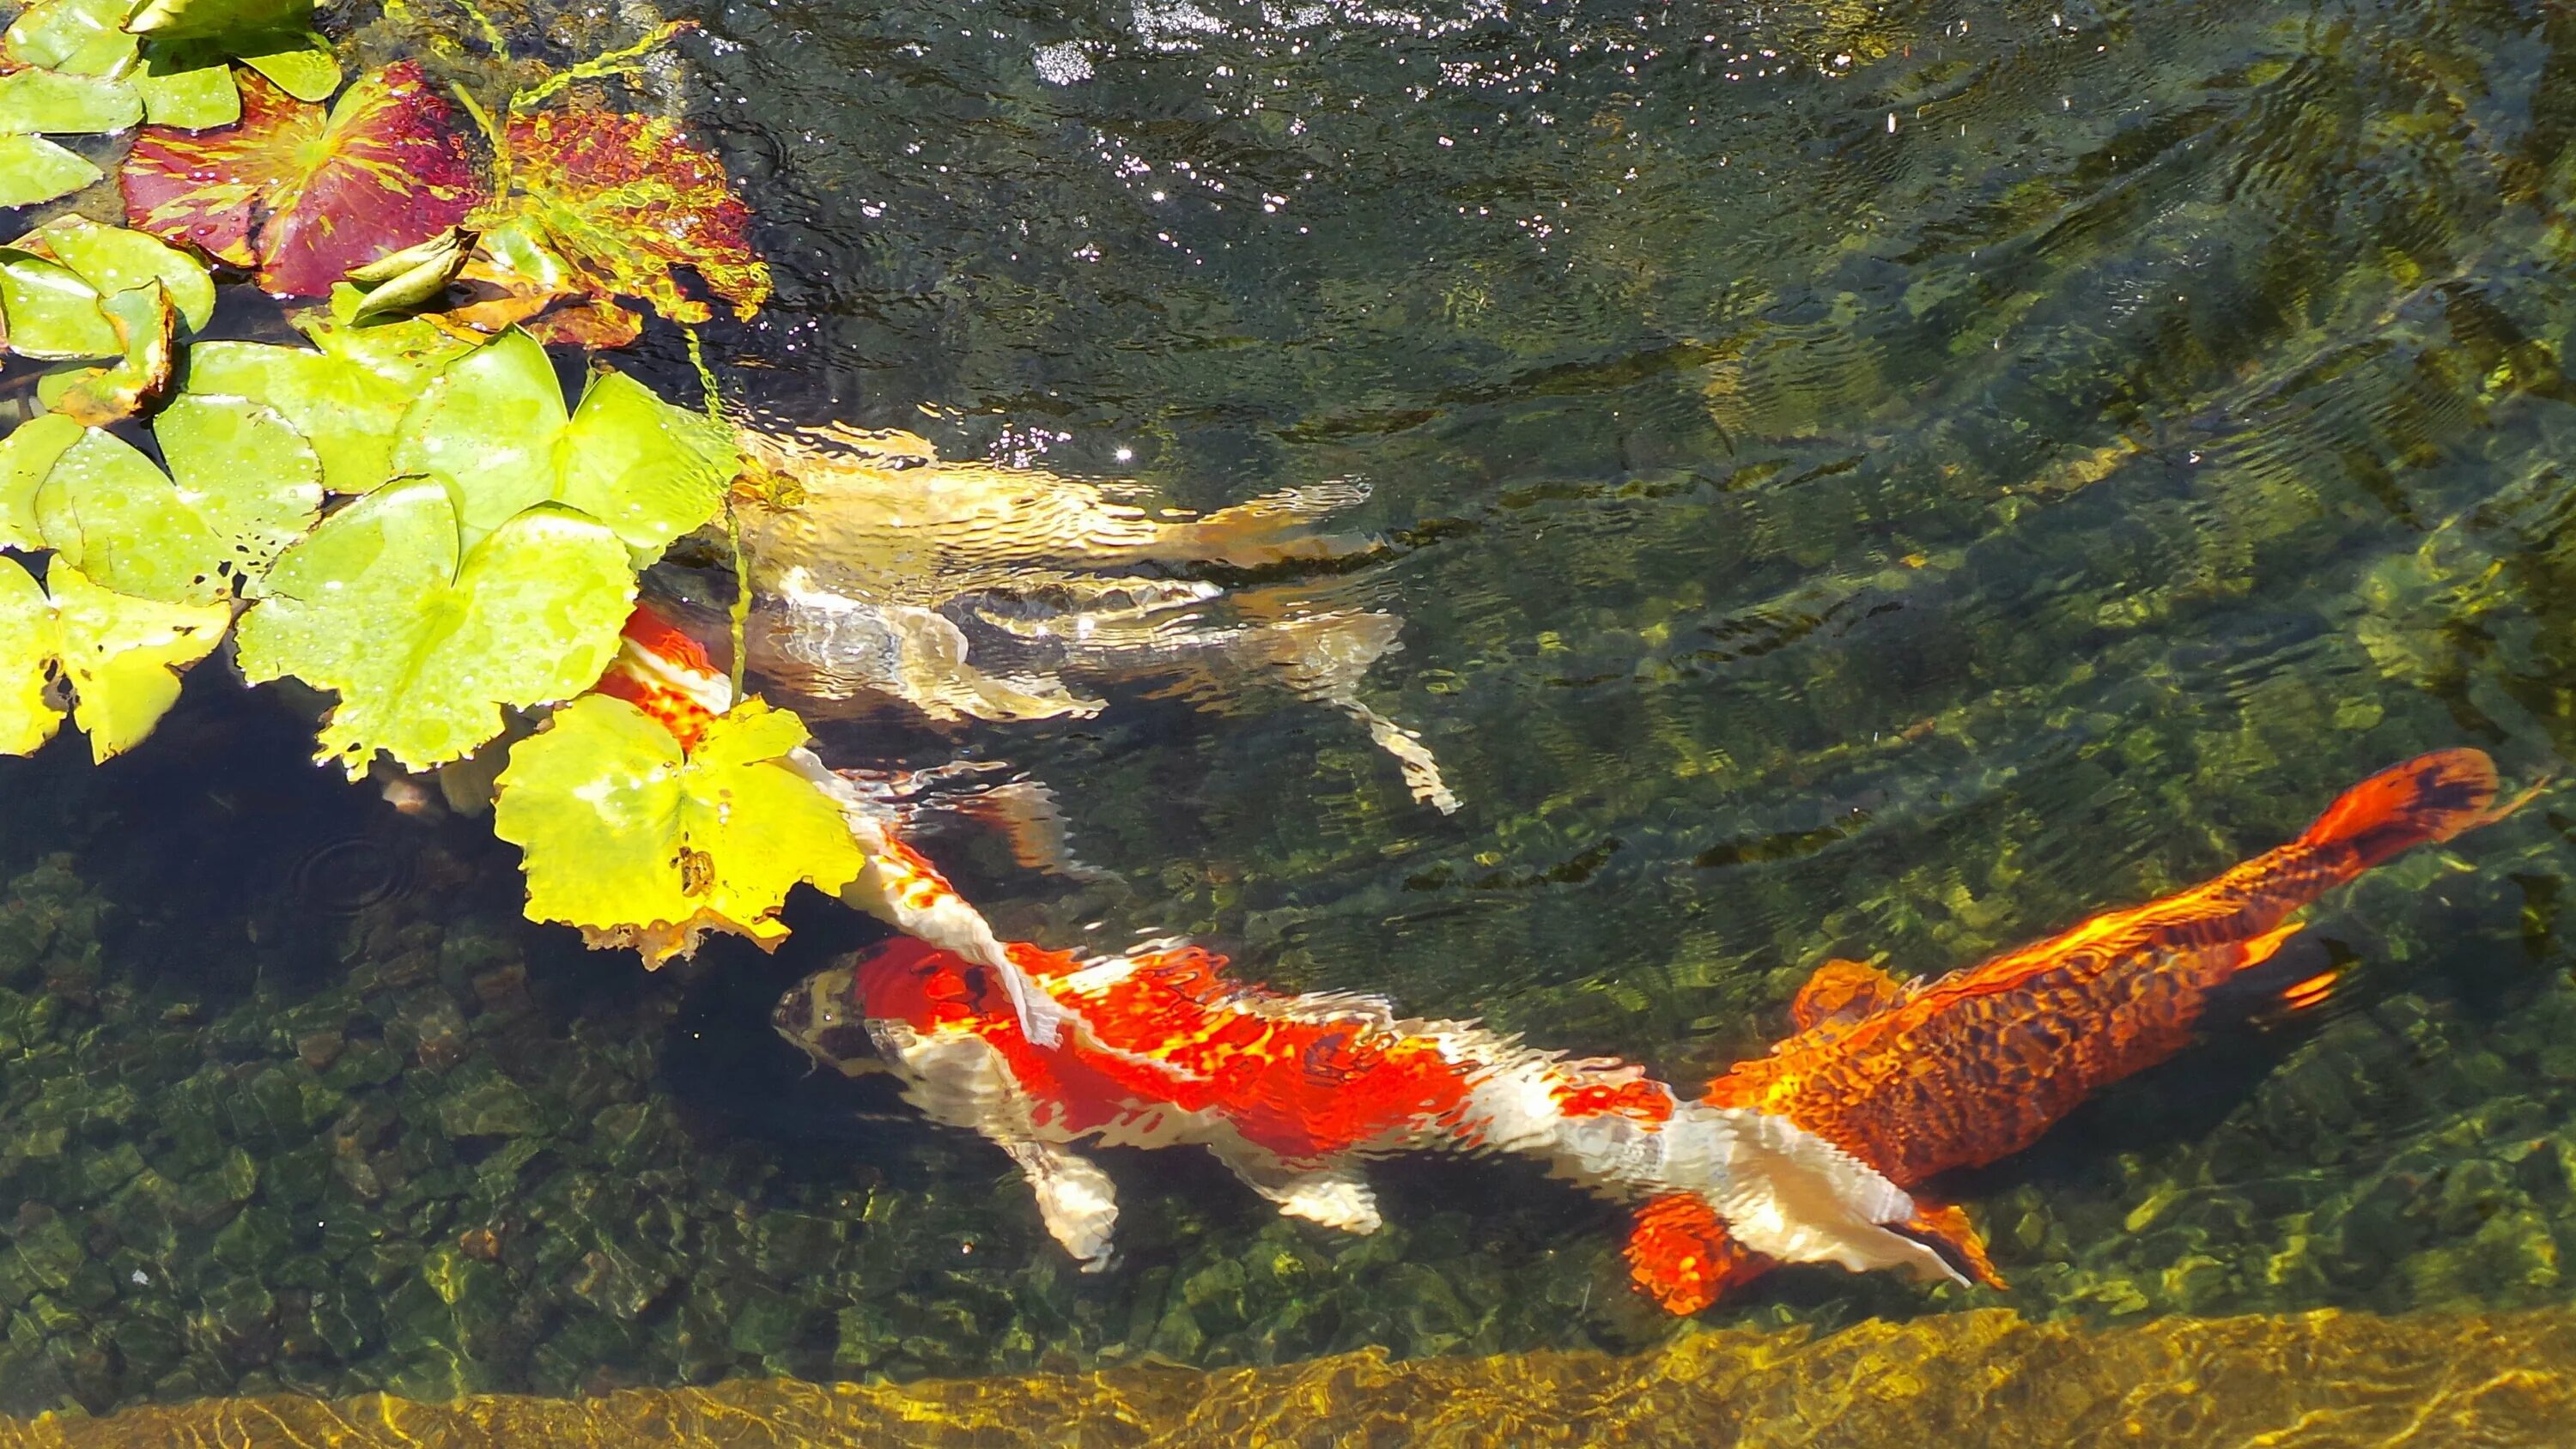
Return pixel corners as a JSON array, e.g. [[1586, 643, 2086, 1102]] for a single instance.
[[773, 936, 1959, 1282], [1625, 749, 2512, 1313]]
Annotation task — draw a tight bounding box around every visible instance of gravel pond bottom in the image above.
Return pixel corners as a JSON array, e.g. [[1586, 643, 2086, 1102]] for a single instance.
[[1, 1302, 2569, 1447]]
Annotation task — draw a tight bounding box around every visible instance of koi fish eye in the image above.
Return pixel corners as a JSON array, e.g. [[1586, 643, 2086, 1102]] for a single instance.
[[772, 969, 884, 1077]]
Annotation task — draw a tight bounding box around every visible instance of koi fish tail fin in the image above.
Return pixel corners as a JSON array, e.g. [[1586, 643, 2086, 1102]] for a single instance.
[[1155, 482, 1376, 568], [2299, 749, 2499, 872]]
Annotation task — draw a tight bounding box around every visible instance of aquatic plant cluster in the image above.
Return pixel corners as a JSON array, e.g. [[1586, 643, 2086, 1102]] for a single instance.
[[0, 0, 886, 980]]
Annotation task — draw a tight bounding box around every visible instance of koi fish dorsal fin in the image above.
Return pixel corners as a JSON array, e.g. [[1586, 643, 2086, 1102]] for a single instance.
[[2300, 749, 2498, 870], [1790, 957, 1907, 1033]]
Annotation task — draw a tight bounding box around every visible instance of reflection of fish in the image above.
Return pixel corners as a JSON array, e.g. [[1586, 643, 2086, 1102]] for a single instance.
[[775, 937, 1955, 1282], [702, 422, 1459, 812], [1626, 749, 2508, 1313]]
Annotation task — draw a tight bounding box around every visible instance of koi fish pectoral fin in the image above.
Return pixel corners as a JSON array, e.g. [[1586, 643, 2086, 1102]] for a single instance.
[[1001, 1139, 1121, 1272], [1625, 1194, 1772, 1315], [1789, 957, 1909, 1034], [1209, 1148, 1384, 1234], [1891, 1199, 2006, 1290], [2202, 927, 2366, 1023]]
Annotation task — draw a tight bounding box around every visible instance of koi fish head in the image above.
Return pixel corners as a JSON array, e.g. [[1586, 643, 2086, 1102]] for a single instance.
[[774, 963, 887, 1078]]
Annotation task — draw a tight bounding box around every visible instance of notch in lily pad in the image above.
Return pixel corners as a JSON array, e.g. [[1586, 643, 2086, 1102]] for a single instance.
[[0, 554, 233, 763], [389, 326, 741, 555], [234, 478, 638, 776]]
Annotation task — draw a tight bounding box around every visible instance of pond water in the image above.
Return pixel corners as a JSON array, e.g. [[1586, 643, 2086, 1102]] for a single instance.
[[6, 0, 2576, 1433]]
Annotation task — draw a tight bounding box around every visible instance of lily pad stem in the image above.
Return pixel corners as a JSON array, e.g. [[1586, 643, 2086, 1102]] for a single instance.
[[451, 0, 517, 63], [687, 324, 750, 702], [512, 20, 701, 112], [447, 82, 511, 209]]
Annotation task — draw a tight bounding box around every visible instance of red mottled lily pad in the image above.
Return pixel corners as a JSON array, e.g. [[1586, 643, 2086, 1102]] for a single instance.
[[458, 105, 768, 343], [122, 62, 487, 298]]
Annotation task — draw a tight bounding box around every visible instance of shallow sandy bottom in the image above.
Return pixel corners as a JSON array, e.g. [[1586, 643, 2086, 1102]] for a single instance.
[[5, 1303, 2570, 1447]]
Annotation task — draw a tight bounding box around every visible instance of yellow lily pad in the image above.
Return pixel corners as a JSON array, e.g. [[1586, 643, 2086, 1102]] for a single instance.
[[491, 694, 866, 966]]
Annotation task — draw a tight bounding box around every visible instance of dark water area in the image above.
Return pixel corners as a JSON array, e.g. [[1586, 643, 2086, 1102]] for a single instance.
[[9, 0, 2576, 1425]]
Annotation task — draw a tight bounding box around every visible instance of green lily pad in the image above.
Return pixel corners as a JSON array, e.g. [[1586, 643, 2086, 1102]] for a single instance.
[[123, 0, 309, 41], [0, 67, 142, 133], [0, 555, 230, 762], [0, 134, 101, 208], [0, 557, 64, 757], [35, 280, 175, 425], [185, 284, 477, 494], [492, 694, 866, 965], [237, 30, 335, 100], [48, 557, 230, 761], [31, 396, 320, 602], [17, 214, 214, 331], [0, 249, 119, 360], [131, 42, 239, 128], [390, 328, 738, 553], [0, 412, 82, 550], [234, 478, 636, 775], [3, 0, 139, 77]]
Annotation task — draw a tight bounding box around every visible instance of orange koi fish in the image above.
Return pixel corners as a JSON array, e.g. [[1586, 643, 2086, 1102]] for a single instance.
[[775, 937, 1965, 1281], [1626, 749, 2506, 1314]]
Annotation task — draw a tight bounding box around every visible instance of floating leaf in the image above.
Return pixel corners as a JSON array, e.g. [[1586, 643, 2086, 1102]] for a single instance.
[[15, 214, 215, 330], [0, 134, 100, 207], [0, 555, 228, 761], [492, 694, 865, 965], [123, 0, 307, 40], [185, 284, 476, 492], [0, 558, 64, 757], [236, 31, 335, 100], [0, 413, 82, 549], [3, 0, 138, 76], [36, 280, 175, 425], [0, 66, 142, 134], [50, 559, 229, 761], [471, 105, 769, 341], [448, 215, 641, 348], [130, 41, 238, 131], [389, 327, 738, 552], [0, 248, 118, 359], [234, 478, 635, 775], [123, 62, 485, 297], [31, 395, 320, 601], [345, 222, 471, 321]]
